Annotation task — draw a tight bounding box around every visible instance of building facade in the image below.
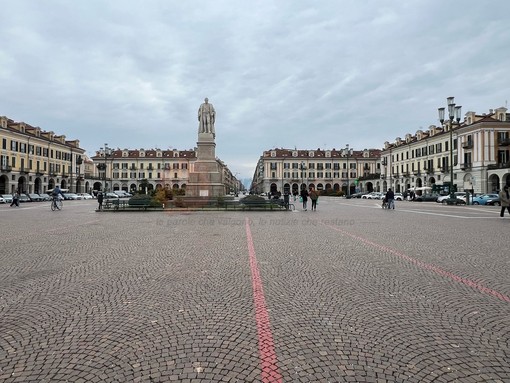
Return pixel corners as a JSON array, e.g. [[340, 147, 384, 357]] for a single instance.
[[381, 106, 510, 194], [250, 148, 382, 196], [89, 148, 240, 195], [0, 116, 86, 195]]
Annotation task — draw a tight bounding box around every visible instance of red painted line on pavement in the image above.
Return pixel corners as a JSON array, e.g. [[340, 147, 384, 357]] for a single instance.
[[323, 223, 510, 304], [245, 218, 282, 383]]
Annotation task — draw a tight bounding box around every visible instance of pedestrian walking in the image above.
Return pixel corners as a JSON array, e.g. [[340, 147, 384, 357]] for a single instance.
[[10, 190, 20, 207], [309, 188, 319, 211], [385, 188, 395, 209], [283, 190, 290, 210], [97, 191, 104, 210], [300, 188, 309, 211], [499, 185, 510, 217]]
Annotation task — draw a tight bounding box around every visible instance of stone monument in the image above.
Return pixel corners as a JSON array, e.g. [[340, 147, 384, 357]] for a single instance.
[[186, 98, 225, 198]]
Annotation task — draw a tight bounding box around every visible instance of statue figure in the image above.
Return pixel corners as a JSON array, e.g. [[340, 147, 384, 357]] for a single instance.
[[198, 98, 216, 136]]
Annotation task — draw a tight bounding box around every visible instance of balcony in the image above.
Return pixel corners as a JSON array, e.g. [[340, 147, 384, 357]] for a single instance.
[[1, 165, 12, 172], [426, 168, 434, 174], [61, 172, 69, 178], [440, 166, 449, 173], [462, 141, 473, 149], [460, 162, 472, 170], [413, 170, 421, 176], [19, 167, 30, 175], [35, 169, 44, 176], [487, 162, 510, 170], [498, 138, 510, 146], [358, 173, 381, 181]]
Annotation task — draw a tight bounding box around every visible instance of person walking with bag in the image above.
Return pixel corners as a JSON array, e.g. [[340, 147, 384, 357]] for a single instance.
[[300, 188, 309, 211], [309, 188, 319, 211], [499, 185, 510, 217]]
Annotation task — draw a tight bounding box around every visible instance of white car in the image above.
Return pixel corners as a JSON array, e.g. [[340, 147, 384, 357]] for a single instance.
[[394, 193, 404, 201], [114, 191, 132, 198], [364, 192, 383, 199], [2, 194, 13, 203], [437, 192, 466, 204], [0, 196, 5, 204], [105, 192, 119, 199], [78, 193, 94, 200]]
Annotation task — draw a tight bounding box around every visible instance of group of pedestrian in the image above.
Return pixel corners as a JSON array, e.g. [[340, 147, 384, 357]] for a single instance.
[[300, 187, 319, 211], [382, 188, 395, 209]]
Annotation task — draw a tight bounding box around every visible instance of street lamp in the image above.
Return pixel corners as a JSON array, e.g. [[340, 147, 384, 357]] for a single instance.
[[98, 143, 112, 192], [300, 161, 307, 191], [438, 97, 462, 204], [345, 144, 350, 197]]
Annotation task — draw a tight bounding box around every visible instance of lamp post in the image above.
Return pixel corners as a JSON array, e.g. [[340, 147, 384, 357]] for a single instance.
[[300, 161, 307, 191], [438, 97, 462, 204], [345, 144, 350, 197], [99, 143, 111, 193], [258, 163, 264, 194]]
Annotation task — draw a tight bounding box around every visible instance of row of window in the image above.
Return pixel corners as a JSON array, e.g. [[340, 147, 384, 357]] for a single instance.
[[272, 171, 359, 179], [392, 156, 456, 174], [269, 162, 368, 170], [110, 162, 188, 170], [0, 155, 73, 174], [110, 172, 181, 180], [2, 138, 74, 161]]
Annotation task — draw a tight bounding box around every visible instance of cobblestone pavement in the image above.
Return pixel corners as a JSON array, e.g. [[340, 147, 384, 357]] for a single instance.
[[0, 198, 509, 382]]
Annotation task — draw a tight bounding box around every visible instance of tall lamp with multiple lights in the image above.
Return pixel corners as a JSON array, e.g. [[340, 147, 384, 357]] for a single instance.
[[438, 97, 461, 203], [300, 161, 307, 191], [345, 144, 350, 197]]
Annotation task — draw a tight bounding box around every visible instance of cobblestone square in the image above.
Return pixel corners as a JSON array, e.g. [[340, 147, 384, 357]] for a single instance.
[[1, 198, 509, 382]]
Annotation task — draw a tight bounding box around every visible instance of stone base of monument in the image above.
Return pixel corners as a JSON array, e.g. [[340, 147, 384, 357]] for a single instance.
[[185, 131, 226, 199], [173, 195, 233, 209]]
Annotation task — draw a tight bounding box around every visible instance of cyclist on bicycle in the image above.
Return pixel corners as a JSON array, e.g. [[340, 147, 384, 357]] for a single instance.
[[52, 186, 64, 201]]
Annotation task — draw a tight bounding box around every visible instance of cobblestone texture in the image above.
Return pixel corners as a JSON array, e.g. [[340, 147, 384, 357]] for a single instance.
[[0, 199, 509, 382]]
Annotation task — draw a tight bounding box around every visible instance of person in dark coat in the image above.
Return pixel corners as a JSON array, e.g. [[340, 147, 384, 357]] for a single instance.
[[300, 188, 309, 211], [309, 188, 319, 211], [499, 185, 510, 217], [385, 188, 395, 209], [97, 192, 104, 210]]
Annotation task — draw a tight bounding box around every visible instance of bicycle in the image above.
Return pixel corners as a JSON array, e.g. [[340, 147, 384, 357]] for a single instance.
[[50, 197, 63, 211]]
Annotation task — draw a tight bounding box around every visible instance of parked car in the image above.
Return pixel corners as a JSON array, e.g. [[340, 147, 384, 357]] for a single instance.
[[63, 193, 82, 200], [346, 192, 366, 199], [485, 195, 501, 206], [0, 196, 5, 204], [362, 192, 383, 199], [472, 194, 500, 205], [78, 193, 94, 200], [394, 193, 404, 201], [38, 193, 52, 201], [2, 194, 13, 203], [18, 194, 31, 203], [114, 191, 132, 198], [105, 192, 120, 199], [414, 193, 439, 202], [437, 192, 466, 204], [27, 193, 43, 202]]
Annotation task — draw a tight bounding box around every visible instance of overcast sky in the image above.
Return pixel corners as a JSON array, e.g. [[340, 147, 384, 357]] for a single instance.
[[1, 1, 509, 185]]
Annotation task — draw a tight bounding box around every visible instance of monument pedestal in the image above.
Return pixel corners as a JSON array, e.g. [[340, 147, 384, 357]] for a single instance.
[[186, 133, 225, 198]]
